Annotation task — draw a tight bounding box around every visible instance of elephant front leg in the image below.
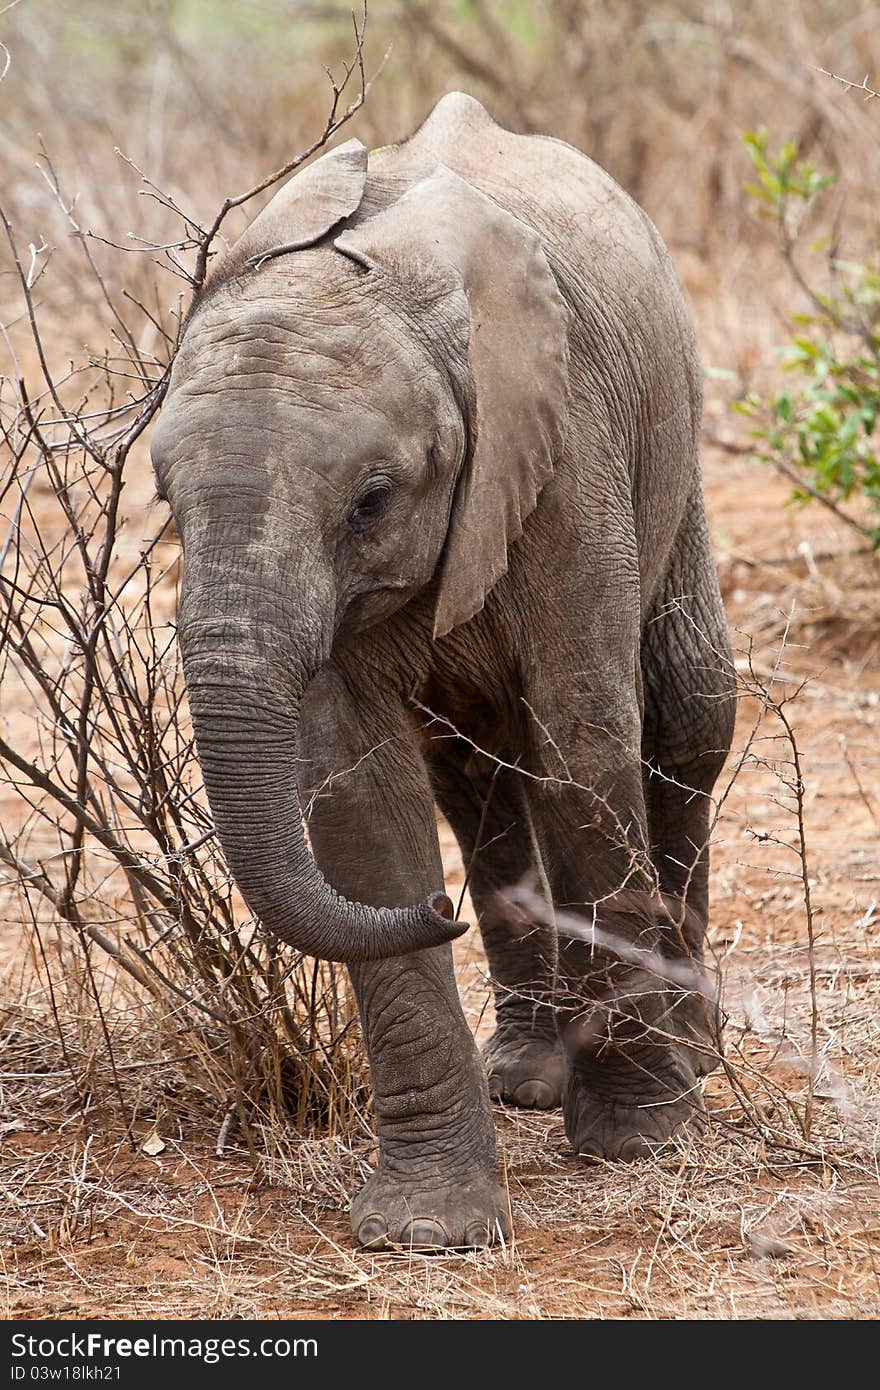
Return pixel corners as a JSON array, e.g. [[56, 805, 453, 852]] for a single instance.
[[349, 952, 508, 1249], [300, 668, 507, 1249]]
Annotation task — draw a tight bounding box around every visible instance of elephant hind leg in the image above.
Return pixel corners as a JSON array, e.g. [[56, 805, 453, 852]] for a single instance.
[[428, 739, 565, 1110], [640, 484, 737, 1073]]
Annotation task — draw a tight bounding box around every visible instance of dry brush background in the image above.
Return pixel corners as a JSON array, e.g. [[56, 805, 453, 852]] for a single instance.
[[1, 0, 879, 1319]]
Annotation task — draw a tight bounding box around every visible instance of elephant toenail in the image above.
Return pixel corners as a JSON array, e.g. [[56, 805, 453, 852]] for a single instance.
[[574, 1141, 604, 1163], [464, 1222, 491, 1248], [512, 1079, 555, 1109], [402, 1219, 449, 1249], [356, 1215, 389, 1248], [618, 1135, 655, 1161]]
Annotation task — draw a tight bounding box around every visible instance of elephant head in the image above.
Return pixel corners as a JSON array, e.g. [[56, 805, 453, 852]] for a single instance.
[[150, 132, 570, 963]]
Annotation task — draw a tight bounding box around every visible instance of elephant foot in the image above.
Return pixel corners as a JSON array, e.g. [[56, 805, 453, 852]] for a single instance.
[[482, 1028, 565, 1109], [351, 1168, 510, 1251], [564, 1040, 704, 1161], [674, 989, 723, 1078]]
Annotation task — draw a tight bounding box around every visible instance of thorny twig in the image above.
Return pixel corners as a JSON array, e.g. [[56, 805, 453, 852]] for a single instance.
[[191, 5, 372, 290], [816, 67, 879, 102]]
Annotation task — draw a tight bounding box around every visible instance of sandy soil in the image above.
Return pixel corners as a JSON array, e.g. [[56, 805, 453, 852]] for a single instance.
[[2, 440, 879, 1320]]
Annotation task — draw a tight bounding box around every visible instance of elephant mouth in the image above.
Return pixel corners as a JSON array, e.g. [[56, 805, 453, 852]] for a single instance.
[[337, 580, 424, 635]]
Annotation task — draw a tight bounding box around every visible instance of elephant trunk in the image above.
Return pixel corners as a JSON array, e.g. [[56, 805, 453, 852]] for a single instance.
[[178, 583, 462, 964]]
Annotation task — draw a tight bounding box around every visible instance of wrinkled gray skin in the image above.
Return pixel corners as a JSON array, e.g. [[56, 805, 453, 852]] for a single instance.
[[151, 94, 735, 1250]]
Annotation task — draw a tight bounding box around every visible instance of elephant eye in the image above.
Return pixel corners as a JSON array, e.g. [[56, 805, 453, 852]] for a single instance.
[[347, 482, 391, 532]]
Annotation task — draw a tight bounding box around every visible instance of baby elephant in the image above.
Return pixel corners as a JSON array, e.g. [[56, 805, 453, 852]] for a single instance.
[[151, 93, 735, 1249]]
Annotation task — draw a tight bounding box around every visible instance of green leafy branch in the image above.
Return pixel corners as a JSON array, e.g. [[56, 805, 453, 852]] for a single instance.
[[734, 131, 880, 546]]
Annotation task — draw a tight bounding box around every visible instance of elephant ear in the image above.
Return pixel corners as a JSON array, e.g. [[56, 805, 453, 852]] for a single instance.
[[335, 166, 570, 638], [231, 139, 368, 267]]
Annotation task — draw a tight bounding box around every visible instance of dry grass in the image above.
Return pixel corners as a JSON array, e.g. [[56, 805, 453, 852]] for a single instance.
[[2, 0, 880, 1321]]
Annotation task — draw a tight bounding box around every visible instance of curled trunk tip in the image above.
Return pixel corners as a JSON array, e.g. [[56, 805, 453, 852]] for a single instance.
[[182, 648, 468, 963]]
